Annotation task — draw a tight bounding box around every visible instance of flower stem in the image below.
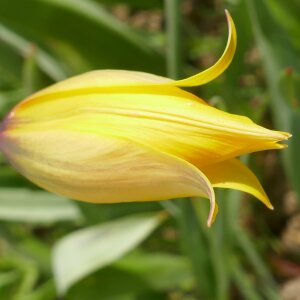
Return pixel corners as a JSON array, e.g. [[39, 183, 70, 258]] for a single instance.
[[165, 0, 182, 79]]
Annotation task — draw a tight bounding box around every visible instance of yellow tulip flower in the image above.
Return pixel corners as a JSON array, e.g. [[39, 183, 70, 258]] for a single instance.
[[0, 11, 290, 226]]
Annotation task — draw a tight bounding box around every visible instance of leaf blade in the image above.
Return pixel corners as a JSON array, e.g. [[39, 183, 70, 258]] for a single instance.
[[52, 212, 166, 295]]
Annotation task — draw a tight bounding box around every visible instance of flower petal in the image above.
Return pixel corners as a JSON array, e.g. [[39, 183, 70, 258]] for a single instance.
[[201, 158, 273, 209], [173, 9, 237, 87], [7, 90, 290, 169], [15, 9, 235, 110], [15, 70, 203, 111], [1, 130, 216, 225]]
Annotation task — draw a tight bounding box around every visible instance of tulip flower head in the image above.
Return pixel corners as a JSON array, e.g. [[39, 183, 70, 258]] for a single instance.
[[0, 11, 290, 226]]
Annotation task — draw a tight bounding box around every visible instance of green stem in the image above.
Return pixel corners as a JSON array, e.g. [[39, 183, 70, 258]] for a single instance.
[[22, 44, 39, 96], [235, 228, 280, 299], [193, 198, 230, 300], [165, 0, 182, 79], [230, 257, 263, 300], [177, 200, 215, 299]]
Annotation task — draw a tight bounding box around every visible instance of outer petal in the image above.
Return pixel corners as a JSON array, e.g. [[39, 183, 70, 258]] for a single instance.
[[15, 10, 235, 109], [7, 90, 289, 168], [201, 158, 273, 209], [1, 130, 217, 226]]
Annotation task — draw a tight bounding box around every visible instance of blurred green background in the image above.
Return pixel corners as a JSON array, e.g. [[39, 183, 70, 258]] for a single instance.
[[0, 0, 300, 299]]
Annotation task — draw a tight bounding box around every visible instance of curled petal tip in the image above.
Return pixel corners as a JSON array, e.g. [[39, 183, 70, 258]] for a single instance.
[[173, 8, 237, 87], [224, 9, 230, 18], [207, 198, 218, 227]]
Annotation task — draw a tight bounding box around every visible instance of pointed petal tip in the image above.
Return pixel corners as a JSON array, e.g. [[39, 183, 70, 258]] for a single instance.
[[264, 196, 274, 210], [224, 9, 231, 20], [269, 130, 291, 149], [279, 131, 292, 140], [275, 131, 292, 149], [206, 199, 218, 227], [260, 194, 274, 210]]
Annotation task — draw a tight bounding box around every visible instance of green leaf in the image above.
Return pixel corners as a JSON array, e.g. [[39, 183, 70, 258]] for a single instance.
[[230, 257, 263, 300], [0, 188, 82, 223], [0, 256, 39, 300], [234, 228, 279, 298], [52, 212, 166, 295], [21, 280, 56, 300], [247, 0, 300, 203], [177, 200, 215, 299], [115, 251, 193, 291], [0, 43, 23, 88], [67, 252, 193, 300], [77, 201, 161, 225], [266, 0, 300, 51], [0, 0, 165, 75], [0, 24, 67, 81], [95, 0, 162, 9]]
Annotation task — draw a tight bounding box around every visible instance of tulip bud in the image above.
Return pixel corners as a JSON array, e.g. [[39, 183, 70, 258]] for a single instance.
[[0, 11, 291, 226]]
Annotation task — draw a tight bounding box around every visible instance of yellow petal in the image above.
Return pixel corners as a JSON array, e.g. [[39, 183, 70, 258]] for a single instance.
[[16, 9, 235, 109], [7, 89, 290, 169], [1, 129, 217, 226], [16, 70, 204, 110], [201, 158, 273, 209], [0, 9, 290, 228], [173, 10, 237, 87]]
